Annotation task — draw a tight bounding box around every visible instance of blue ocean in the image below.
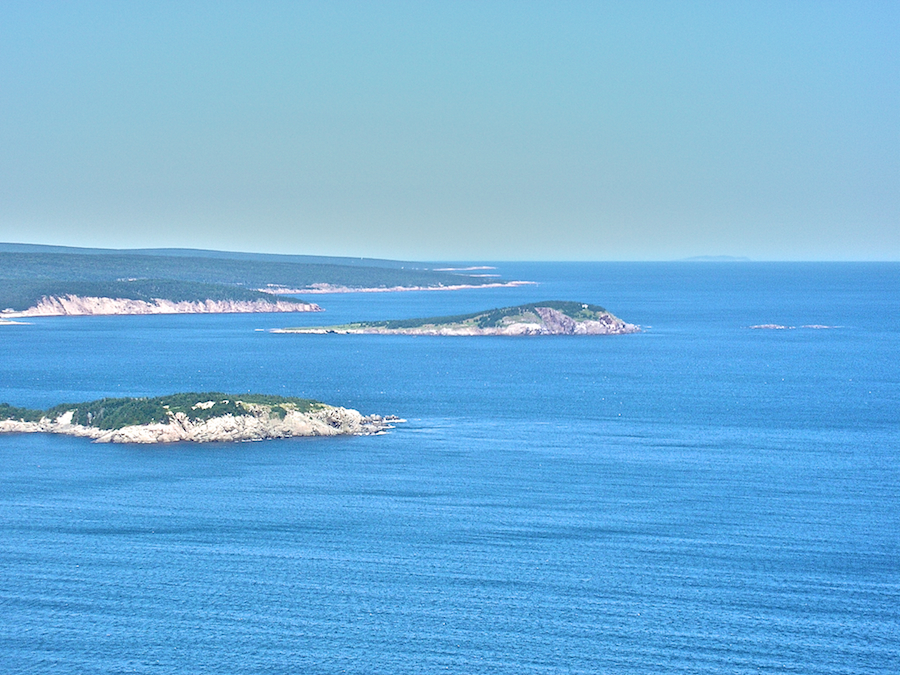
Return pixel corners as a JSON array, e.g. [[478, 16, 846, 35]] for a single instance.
[[1, 262, 898, 674]]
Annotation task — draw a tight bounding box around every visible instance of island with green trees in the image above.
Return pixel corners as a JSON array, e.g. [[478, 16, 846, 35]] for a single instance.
[[275, 301, 640, 336], [0, 393, 402, 443]]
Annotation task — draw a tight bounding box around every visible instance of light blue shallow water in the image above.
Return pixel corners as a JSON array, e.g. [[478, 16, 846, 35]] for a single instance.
[[1, 262, 898, 674]]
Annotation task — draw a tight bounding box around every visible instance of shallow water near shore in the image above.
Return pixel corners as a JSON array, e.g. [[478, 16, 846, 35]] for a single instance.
[[1, 262, 898, 674]]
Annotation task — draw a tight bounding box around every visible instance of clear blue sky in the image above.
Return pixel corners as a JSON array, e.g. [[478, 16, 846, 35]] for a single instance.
[[1, 1, 897, 260]]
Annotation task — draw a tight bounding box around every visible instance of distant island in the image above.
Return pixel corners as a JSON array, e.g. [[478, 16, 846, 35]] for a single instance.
[[275, 301, 640, 336], [0, 393, 402, 443], [0, 244, 530, 317], [680, 255, 752, 262]]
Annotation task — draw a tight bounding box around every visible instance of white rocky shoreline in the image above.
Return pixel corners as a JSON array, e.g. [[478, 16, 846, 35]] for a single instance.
[[2, 295, 322, 318], [0, 407, 403, 444], [748, 324, 840, 330], [260, 280, 536, 294]]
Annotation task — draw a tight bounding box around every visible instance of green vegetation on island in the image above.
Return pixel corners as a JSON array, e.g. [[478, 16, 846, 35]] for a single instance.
[[353, 300, 608, 329], [0, 245, 510, 312], [279, 301, 639, 336], [0, 279, 308, 312], [0, 393, 324, 430]]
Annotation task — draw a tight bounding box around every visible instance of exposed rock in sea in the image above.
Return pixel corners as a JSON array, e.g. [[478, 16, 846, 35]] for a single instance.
[[748, 324, 795, 330], [748, 324, 839, 330]]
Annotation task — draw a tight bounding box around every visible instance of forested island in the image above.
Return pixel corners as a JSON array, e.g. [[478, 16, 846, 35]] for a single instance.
[[275, 301, 640, 336], [0, 244, 526, 317], [0, 393, 401, 443]]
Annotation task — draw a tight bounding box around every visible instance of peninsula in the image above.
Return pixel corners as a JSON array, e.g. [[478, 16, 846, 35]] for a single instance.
[[275, 301, 640, 336], [0, 393, 402, 443], [0, 244, 528, 317], [2, 285, 321, 318]]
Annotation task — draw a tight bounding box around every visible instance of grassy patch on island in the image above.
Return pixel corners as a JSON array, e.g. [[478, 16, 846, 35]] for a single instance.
[[288, 301, 610, 331], [0, 393, 325, 430]]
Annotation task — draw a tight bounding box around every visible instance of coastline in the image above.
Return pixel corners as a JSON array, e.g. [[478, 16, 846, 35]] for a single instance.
[[260, 280, 537, 294], [276, 306, 640, 336], [274, 322, 640, 336], [2, 295, 323, 318]]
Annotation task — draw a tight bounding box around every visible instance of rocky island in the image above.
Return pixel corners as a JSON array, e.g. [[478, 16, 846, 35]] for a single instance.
[[275, 301, 640, 336], [0, 393, 402, 443]]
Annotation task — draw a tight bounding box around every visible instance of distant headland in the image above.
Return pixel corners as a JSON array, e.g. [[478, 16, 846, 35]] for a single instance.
[[0, 393, 402, 443], [0, 244, 531, 317], [680, 255, 752, 262], [275, 301, 640, 336]]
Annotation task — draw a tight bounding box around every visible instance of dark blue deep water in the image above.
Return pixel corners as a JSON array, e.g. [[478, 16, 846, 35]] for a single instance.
[[1, 262, 898, 674]]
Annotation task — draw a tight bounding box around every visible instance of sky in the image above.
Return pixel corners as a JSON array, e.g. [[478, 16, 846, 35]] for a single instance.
[[0, 1, 897, 261]]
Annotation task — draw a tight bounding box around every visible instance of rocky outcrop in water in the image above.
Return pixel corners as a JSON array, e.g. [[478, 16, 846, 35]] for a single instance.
[[532, 307, 634, 335], [0, 406, 400, 443]]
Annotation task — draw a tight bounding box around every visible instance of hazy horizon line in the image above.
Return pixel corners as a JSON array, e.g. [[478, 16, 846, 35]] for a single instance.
[[0, 241, 900, 264], [2, 241, 898, 264]]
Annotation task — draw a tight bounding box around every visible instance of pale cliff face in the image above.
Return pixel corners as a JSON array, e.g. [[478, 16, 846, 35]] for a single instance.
[[533, 307, 577, 333], [8, 295, 321, 317], [0, 406, 400, 443]]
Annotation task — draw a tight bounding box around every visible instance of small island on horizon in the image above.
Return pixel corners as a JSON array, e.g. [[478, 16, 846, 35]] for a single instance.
[[0, 393, 401, 443], [275, 301, 640, 336]]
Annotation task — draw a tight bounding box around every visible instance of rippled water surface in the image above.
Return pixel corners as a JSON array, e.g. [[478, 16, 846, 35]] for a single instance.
[[1, 263, 898, 674]]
